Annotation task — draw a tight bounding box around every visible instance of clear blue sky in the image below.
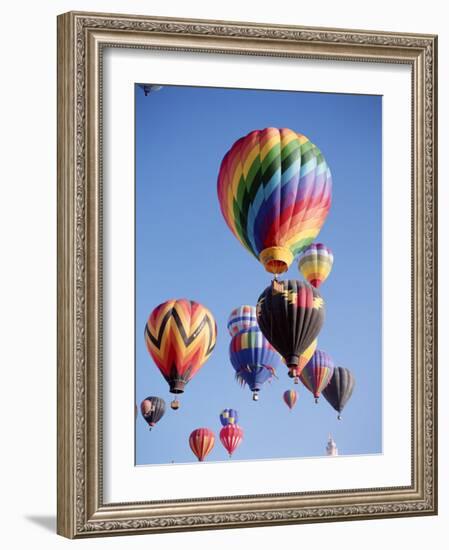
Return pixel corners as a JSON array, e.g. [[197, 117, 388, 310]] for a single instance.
[[135, 84, 382, 465]]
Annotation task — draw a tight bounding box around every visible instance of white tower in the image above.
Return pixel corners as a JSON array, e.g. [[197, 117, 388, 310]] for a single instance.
[[326, 434, 338, 456]]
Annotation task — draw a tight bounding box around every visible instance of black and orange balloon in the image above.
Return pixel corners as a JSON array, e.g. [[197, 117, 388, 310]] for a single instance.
[[256, 280, 325, 378], [140, 396, 166, 430], [145, 299, 217, 409]]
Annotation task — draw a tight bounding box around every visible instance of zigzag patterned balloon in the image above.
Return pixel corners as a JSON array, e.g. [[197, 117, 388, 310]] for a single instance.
[[145, 299, 217, 395], [217, 128, 332, 274]]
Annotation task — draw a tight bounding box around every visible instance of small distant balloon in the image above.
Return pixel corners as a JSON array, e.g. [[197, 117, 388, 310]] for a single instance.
[[140, 396, 166, 430], [139, 84, 163, 96], [283, 390, 298, 410], [220, 424, 244, 458], [322, 367, 355, 419], [298, 243, 334, 288], [189, 428, 215, 462], [300, 350, 334, 403], [220, 408, 239, 426]]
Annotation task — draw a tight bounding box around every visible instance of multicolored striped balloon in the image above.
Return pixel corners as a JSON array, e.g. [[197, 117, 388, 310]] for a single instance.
[[230, 327, 282, 376], [298, 243, 334, 288], [227, 305, 258, 336], [300, 350, 334, 402], [230, 326, 281, 400], [283, 389, 298, 410], [145, 300, 217, 404], [220, 424, 244, 458], [217, 128, 332, 274], [220, 408, 239, 426], [189, 428, 215, 462]]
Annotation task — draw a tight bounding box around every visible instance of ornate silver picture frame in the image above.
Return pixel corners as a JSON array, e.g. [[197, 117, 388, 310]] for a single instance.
[[57, 11, 437, 538]]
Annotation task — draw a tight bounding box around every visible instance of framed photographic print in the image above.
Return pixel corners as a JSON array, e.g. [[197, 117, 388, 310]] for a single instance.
[[57, 11, 438, 538]]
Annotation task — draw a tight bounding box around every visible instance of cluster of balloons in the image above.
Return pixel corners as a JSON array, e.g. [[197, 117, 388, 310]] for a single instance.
[[189, 408, 244, 462], [139, 126, 357, 463], [218, 127, 356, 419]]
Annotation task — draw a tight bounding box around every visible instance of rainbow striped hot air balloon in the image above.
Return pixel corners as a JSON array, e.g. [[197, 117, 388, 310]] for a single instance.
[[227, 305, 258, 336], [298, 243, 334, 288], [300, 350, 334, 403], [217, 128, 332, 275], [145, 299, 217, 409]]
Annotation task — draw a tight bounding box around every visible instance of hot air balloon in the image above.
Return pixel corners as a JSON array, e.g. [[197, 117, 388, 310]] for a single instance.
[[217, 128, 332, 275], [287, 338, 317, 383], [227, 305, 258, 336], [139, 84, 163, 96], [220, 424, 244, 458], [230, 326, 281, 400], [298, 243, 334, 288], [145, 299, 217, 409], [189, 428, 215, 462], [220, 408, 239, 426], [256, 280, 325, 379], [140, 396, 166, 430], [300, 350, 334, 403], [322, 367, 356, 419], [283, 389, 298, 410]]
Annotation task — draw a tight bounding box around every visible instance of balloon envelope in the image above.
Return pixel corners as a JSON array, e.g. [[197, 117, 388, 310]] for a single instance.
[[298, 243, 334, 288], [220, 408, 239, 426], [189, 428, 215, 462], [283, 389, 298, 410], [300, 350, 334, 400], [145, 299, 217, 394], [217, 128, 332, 274], [230, 326, 281, 394], [220, 424, 244, 457], [322, 367, 355, 418], [227, 305, 258, 337], [287, 338, 317, 380], [140, 396, 166, 428], [257, 280, 325, 377]]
